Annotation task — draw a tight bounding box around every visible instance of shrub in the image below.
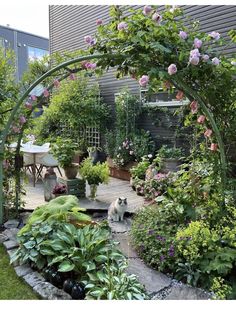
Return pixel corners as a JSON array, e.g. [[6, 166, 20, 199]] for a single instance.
[[79, 158, 109, 185]]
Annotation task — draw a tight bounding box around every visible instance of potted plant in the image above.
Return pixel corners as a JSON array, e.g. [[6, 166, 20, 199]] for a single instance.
[[157, 145, 182, 173], [79, 158, 109, 200], [51, 137, 79, 179], [52, 184, 67, 198]]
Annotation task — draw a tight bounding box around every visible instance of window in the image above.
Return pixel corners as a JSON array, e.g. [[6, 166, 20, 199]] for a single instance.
[[0, 37, 5, 49], [28, 46, 48, 62], [140, 88, 189, 107]]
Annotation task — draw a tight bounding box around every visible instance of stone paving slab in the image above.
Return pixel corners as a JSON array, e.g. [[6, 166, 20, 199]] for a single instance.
[[165, 283, 212, 300], [33, 282, 72, 300], [112, 233, 138, 258], [0, 233, 9, 243], [3, 228, 19, 240], [3, 239, 19, 250], [23, 271, 45, 288], [4, 219, 19, 229], [126, 258, 172, 295], [14, 264, 32, 277], [109, 218, 132, 233]]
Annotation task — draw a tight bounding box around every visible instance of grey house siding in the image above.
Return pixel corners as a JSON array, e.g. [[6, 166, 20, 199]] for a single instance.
[[0, 25, 49, 80], [49, 5, 236, 147]]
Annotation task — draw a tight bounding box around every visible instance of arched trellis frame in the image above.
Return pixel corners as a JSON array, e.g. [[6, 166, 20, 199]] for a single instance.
[[0, 53, 228, 226]]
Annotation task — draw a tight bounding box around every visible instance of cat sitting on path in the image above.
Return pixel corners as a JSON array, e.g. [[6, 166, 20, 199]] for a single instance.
[[108, 197, 128, 222]]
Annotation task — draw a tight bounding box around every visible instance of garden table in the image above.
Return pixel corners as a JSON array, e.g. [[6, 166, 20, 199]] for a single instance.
[[21, 144, 50, 187]]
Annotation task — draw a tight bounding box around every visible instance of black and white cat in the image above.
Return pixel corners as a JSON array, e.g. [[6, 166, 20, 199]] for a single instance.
[[108, 197, 128, 222]]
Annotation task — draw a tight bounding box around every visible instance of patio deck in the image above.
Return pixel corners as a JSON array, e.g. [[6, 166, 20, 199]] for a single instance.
[[23, 172, 145, 214]]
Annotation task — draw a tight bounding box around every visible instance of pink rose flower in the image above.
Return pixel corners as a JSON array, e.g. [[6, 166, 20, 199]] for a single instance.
[[190, 49, 200, 58], [53, 79, 60, 88], [202, 54, 209, 62], [69, 73, 76, 80], [210, 143, 218, 151], [212, 57, 220, 65], [31, 95, 37, 101], [143, 5, 152, 15], [204, 128, 213, 138], [197, 115, 206, 124], [139, 75, 149, 87], [189, 56, 200, 65], [179, 31, 188, 40], [194, 38, 202, 49], [176, 90, 184, 100], [190, 100, 198, 114], [209, 31, 220, 40], [152, 13, 162, 24], [168, 64, 177, 75], [117, 22, 128, 31], [43, 89, 50, 97], [96, 19, 103, 25], [85, 62, 97, 69], [12, 126, 20, 133], [25, 102, 32, 110], [19, 116, 26, 125], [84, 35, 93, 44]]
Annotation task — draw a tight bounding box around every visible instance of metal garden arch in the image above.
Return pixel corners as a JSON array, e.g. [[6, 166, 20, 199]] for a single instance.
[[0, 52, 227, 227]]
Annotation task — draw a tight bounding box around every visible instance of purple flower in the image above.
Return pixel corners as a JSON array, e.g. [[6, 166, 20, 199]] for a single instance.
[[209, 31, 220, 40], [189, 56, 200, 66], [139, 75, 149, 87], [148, 229, 154, 235], [19, 116, 26, 125], [117, 22, 128, 31], [160, 255, 165, 262], [168, 64, 177, 75], [152, 12, 162, 24], [143, 5, 152, 15], [194, 38, 202, 49], [156, 235, 166, 242], [96, 19, 103, 26], [202, 54, 209, 62], [168, 245, 175, 257], [212, 57, 220, 65], [179, 31, 188, 40]]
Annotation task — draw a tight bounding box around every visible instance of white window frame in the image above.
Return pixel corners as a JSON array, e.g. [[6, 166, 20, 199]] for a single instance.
[[140, 88, 189, 107]]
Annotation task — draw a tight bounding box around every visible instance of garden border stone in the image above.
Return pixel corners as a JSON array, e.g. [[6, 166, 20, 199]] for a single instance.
[[3, 239, 18, 250]]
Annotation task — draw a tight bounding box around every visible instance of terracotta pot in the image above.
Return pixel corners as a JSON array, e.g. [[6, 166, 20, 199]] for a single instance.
[[64, 164, 79, 179]]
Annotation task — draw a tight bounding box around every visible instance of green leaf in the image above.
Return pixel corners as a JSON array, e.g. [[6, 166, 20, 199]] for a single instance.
[[58, 260, 75, 272], [95, 255, 107, 263], [49, 255, 67, 265], [24, 240, 36, 249], [40, 248, 55, 256], [150, 42, 171, 53]]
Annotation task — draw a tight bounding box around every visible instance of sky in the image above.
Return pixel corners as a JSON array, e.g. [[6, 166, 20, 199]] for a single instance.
[[0, 0, 235, 39]]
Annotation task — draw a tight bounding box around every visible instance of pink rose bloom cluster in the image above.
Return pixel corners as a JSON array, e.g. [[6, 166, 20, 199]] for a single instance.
[[31, 95, 37, 101], [84, 62, 97, 70], [139, 75, 149, 87], [204, 129, 212, 138], [117, 22, 128, 31], [143, 5, 152, 15], [19, 115, 26, 125], [176, 90, 184, 100], [189, 48, 200, 66], [154, 173, 168, 181], [168, 64, 177, 75], [152, 12, 162, 24], [209, 31, 220, 40], [96, 19, 103, 26], [69, 73, 76, 80], [190, 100, 198, 114], [194, 38, 202, 49], [210, 143, 218, 151], [53, 79, 60, 88], [43, 89, 50, 97], [202, 54, 209, 62], [25, 102, 32, 110], [84, 35, 96, 46], [212, 57, 220, 66], [197, 115, 206, 124], [179, 31, 188, 40]]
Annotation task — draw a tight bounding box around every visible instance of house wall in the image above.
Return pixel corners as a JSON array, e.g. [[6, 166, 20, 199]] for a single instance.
[[49, 5, 236, 148], [0, 25, 49, 81]]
